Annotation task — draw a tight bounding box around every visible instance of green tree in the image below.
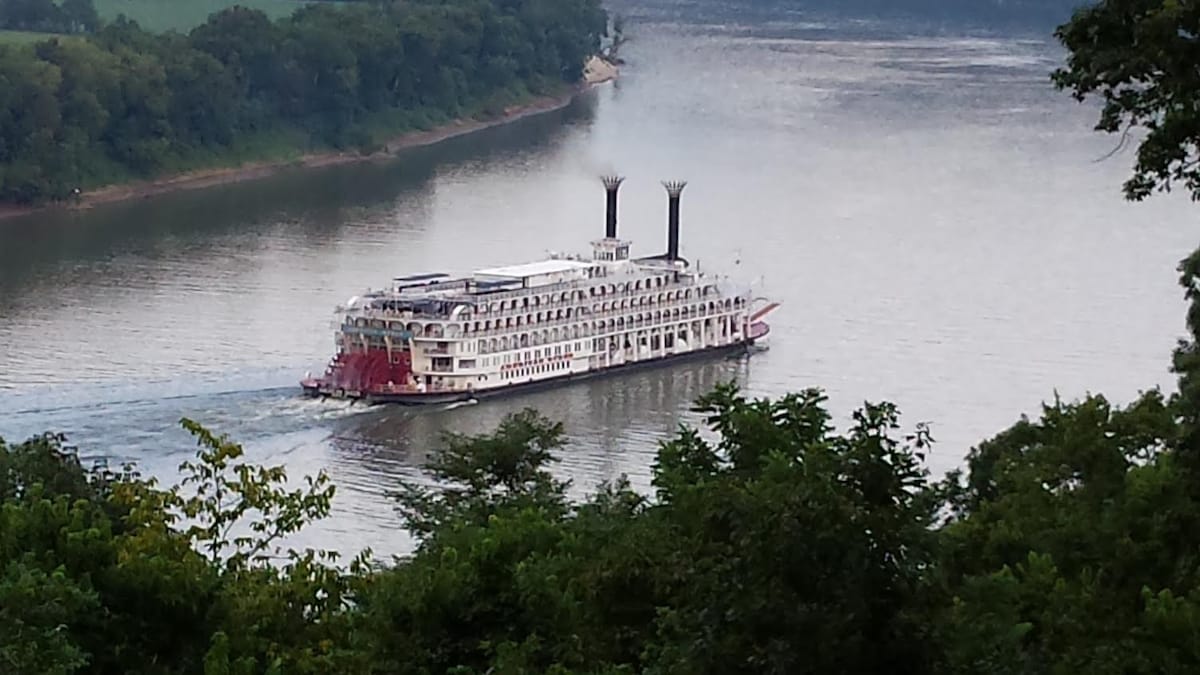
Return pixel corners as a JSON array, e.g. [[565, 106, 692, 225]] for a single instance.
[[1053, 0, 1200, 202], [932, 390, 1200, 673], [640, 384, 938, 674], [1053, 0, 1200, 499], [0, 420, 356, 674], [61, 0, 98, 33], [360, 388, 943, 674]]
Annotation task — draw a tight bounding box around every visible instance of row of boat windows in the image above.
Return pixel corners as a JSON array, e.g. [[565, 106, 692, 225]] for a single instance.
[[350, 315, 738, 353], [476, 317, 735, 354], [463, 325, 733, 375], [466, 297, 744, 333], [475, 344, 581, 369], [455, 363, 570, 385], [468, 279, 715, 319], [352, 297, 744, 337], [504, 360, 572, 380]]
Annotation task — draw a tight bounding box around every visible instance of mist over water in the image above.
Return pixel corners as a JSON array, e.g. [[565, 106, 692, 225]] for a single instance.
[[2, 1, 1197, 557]]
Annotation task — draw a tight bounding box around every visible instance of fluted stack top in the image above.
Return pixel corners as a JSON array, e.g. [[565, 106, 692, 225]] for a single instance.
[[662, 180, 687, 197], [601, 175, 625, 191]]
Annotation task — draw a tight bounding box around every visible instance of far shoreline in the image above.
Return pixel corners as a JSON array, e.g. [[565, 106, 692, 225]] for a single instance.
[[0, 57, 619, 222]]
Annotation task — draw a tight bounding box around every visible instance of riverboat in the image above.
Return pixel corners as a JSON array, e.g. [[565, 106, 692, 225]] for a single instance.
[[300, 176, 780, 404]]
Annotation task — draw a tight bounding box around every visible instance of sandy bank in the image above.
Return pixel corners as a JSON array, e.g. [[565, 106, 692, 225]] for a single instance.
[[1, 56, 618, 221]]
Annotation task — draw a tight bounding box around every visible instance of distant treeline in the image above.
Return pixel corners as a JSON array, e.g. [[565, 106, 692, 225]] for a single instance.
[[0, 0, 607, 204], [0, 0, 98, 34]]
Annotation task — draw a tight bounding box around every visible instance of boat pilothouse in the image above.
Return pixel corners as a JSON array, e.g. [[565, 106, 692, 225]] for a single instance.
[[301, 176, 780, 404]]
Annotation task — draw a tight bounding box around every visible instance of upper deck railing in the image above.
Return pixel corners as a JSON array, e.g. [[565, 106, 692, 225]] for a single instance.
[[352, 258, 719, 313], [351, 275, 723, 325], [340, 301, 747, 345]]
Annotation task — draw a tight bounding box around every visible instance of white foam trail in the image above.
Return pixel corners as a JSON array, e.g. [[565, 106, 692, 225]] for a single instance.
[[441, 400, 479, 411]]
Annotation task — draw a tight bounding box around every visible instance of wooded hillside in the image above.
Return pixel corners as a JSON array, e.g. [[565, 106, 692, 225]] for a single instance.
[[0, 0, 608, 204]]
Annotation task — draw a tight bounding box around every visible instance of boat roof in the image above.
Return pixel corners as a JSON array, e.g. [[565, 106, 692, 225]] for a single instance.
[[394, 272, 449, 282], [473, 259, 593, 279]]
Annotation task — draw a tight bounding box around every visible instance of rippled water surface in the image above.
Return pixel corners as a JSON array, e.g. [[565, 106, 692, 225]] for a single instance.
[[2, 2, 1197, 557]]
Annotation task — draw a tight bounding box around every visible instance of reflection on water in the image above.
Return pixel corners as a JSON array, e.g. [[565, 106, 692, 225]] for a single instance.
[[247, 357, 751, 559], [3, 2, 1200, 557], [328, 355, 746, 466]]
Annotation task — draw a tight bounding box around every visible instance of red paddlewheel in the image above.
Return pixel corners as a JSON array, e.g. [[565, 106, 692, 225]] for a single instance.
[[326, 349, 412, 391]]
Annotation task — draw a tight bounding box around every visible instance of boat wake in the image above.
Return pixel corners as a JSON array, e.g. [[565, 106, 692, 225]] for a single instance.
[[441, 399, 480, 411], [1, 384, 294, 418], [0, 377, 378, 453]]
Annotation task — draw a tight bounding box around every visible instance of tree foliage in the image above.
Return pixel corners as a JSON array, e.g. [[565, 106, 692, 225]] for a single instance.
[[1053, 0, 1200, 201], [0, 0, 607, 204], [0, 423, 359, 674], [1053, 0, 1200, 553], [933, 389, 1200, 674]]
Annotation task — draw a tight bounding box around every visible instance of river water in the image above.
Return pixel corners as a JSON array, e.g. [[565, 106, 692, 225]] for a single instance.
[[2, 2, 1197, 557]]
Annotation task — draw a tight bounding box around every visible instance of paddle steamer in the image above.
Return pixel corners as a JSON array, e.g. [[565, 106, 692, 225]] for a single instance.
[[300, 177, 779, 404]]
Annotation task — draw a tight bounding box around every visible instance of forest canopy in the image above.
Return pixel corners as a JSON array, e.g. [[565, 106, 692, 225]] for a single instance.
[[0, 0, 608, 204]]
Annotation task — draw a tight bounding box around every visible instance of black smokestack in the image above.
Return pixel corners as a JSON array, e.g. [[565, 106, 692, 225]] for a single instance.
[[663, 180, 687, 260], [601, 175, 624, 238]]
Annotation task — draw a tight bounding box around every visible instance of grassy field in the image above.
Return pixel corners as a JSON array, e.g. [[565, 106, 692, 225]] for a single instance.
[[95, 0, 308, 33], [0, 29, 77, 44], [0, 0, 309, 43]]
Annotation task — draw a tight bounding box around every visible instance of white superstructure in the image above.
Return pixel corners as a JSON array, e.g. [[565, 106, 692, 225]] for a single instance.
[[303, 177, 777, 403]]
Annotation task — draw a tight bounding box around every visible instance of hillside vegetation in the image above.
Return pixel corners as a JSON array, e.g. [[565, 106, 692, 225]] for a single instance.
[[0, 0, 608, 204]]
